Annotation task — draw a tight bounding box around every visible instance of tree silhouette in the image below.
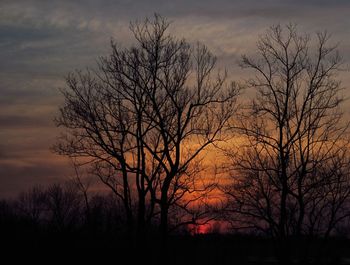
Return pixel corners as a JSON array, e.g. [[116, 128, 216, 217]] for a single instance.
[[54, 14, 240, 241], [46, 183, 82, 232], [16, 186, 47, 226], [224, 24, 350, 261]]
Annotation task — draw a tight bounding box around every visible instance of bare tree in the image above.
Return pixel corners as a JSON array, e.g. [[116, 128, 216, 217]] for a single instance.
[[54, 68, 136, 232], [70, 161, 94, 227], [16, 186, 47, 225], [305, 149, 350, 237], [54, 15, 240, 240], [225, 24, 349, 242], [45, 183, 82, 231]]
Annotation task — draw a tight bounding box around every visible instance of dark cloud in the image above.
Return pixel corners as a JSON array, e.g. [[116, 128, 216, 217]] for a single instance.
[[6, 0, 347, 20], [0, 114, 52, 128], [0, 161, 72, 198]]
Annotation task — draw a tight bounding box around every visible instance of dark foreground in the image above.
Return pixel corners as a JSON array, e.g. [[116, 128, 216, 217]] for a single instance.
[[1, 228, 350, 265]]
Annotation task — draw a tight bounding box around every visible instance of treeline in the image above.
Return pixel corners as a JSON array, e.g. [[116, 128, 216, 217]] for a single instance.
[[0, 180, 205, 238], [1, 180, 348, 237], [0, 182, 349, 264], [0, 183, 127, 236]]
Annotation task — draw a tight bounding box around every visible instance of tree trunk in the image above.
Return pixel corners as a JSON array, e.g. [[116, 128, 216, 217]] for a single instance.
[[160, 201, 169, 244], [137, 191, 145, 235], [279, 186, 287, 238], [122, 166, 133, 234], [297, 196, 305, 236], [279, 151, 288, 239], [160, 177, 172, 244]]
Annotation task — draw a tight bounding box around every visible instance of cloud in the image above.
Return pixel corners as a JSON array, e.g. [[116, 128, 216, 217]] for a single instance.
[[0, 0, 350, 197], [0, 114, 53, 129], [0, 160, 72, 198]]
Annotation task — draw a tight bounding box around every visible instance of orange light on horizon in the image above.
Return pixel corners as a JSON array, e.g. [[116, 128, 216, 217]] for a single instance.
[[188, 220, 228, 235]]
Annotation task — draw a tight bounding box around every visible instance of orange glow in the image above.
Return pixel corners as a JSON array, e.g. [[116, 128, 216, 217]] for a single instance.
[[188, 223, 211, 235], [188, 220, 226, 235]]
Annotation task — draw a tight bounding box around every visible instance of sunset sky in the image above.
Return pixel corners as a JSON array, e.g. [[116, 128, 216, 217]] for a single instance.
[[1, 0, 350, 197]]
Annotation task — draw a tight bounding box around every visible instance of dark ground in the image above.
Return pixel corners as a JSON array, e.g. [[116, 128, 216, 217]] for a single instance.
[[1, 225, 350, 265]]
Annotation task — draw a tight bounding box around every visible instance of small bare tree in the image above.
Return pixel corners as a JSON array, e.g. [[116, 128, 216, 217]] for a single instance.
[[16, 186, 47, 225], [45, 183, 82, 232], [305, 149, 350, 237], [70, 161, 94, 227]]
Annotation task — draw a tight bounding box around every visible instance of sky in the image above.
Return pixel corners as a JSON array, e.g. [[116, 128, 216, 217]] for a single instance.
[[1, 0, 350, 198]]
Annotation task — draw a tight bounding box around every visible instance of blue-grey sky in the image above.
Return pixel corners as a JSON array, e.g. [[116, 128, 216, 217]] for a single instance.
[[1, 0, 350, 197]]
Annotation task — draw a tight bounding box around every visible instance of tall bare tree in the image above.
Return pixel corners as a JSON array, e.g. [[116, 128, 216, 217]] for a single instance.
[[55, 15, 239, 240], [225, 25, 349, 241]]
